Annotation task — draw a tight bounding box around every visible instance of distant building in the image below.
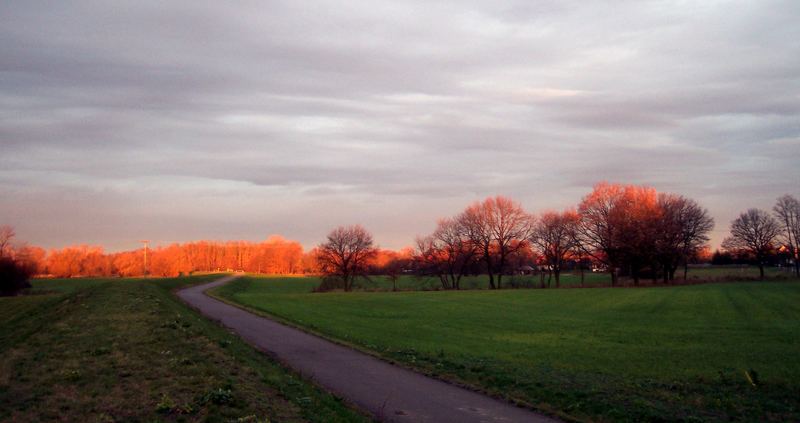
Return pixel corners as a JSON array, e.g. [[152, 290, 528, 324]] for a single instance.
[[517, 265, 535, 275]]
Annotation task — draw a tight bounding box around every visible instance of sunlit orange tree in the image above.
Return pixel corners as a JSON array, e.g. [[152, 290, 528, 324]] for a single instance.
[[529, 210, 579, 287], [458, 196, 534, 289], [576, 183, 713, 285]]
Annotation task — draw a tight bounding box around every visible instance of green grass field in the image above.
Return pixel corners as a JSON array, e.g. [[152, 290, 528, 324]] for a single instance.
[[0, 276, 369, 423], [311, 266, 795, 292], [364, 272, 615, 290], [214, 274, 800, 422]]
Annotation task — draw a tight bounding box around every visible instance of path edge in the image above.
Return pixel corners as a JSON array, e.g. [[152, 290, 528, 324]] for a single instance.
[[202, 276, 571, 423], [173, 274, 376, 422]]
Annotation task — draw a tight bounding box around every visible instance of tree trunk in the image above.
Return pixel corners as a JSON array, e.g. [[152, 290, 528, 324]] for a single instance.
[[580, 264, 585, 287], [758, 263, 765, 280], [540, 271, 545, 288], [497, 252, 506, 289], [554, 268, 560, 288], [794, 252, 799, 277], [651, 263, 658, 285], [610, 269, 617, 287], [484, 247, 496, 289]]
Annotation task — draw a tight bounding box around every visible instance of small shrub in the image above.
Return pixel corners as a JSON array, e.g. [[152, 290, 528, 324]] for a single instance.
[[0, 256, 32, 296], [156, 393, 176, 413], [200, 387, 235, 405]]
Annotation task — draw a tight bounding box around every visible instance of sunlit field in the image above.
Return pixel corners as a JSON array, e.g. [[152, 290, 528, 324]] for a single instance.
[[262, 266, 794, 292], [0, 276, 367, 423], [214, 273, 800, 422]]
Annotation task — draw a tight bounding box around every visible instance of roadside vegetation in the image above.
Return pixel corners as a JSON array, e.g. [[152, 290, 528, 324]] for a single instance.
[[4, 187, 797, 293], [1, 187, 797, 421], [214, 273, 800, 422], [0, 276, 369, 423]]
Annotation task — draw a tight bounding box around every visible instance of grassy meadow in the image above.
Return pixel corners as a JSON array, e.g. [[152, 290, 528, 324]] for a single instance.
[[214, 272, 800, 422], [304, 266, 795, 292], [0, 276, 369, 423]]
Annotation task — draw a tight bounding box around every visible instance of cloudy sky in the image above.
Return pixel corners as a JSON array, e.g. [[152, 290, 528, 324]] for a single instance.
[[1, 0, 798, 252]]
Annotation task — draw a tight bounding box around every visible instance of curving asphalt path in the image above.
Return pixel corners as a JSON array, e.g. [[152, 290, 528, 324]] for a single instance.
[[177, 275, 557, 423]]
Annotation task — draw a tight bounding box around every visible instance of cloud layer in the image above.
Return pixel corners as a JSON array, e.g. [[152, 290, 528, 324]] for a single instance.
[[1, 0, 798, 250]]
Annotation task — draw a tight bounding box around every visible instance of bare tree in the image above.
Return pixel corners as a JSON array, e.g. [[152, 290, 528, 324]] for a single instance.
[[656, 195, 714, 282], [530, 211, 579, 287], [458, 203, 495, 288], [316, 225, 378, 291], [774, 195, 800, 277], [722, 209, 780, 280], [459, 196, 533, 289], [615, 186, 661, 286], [414, 236, 450, 290], [381, 251, 412, 292], [0, 225, 15, 258], [577, 183, 627, 286], [677, 198, 714, 280], [654, 194, 684, 283], [569, 230, 589, 287], [414, 236, 449, 289], [0, 226, 32, 295], [414, 218, 476, 290]]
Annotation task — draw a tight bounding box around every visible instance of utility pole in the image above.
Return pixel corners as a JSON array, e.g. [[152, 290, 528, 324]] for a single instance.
[[140, 240, 149, 277]]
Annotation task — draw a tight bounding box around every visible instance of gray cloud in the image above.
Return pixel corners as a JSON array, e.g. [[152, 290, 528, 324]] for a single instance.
[[1, 0, 799, 251]]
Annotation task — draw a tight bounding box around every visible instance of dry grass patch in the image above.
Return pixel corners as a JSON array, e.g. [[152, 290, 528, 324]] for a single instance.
[[0, 277, 369, 423]]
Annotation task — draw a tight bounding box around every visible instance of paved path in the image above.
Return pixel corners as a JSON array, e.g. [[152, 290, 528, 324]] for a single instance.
[[177, 276, 557, 423]]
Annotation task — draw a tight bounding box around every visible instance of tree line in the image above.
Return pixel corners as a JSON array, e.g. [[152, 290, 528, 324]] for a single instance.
[[2, 236, 308, 278], [316, 184, 800, 290], [318, 183, 715, 289], [0, 230, 405, 280], [721, 195, 800, 279], [2, 183, 798, 291]]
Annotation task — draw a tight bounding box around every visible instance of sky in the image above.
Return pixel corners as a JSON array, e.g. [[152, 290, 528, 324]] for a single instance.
[[1, 0, 799, 252]]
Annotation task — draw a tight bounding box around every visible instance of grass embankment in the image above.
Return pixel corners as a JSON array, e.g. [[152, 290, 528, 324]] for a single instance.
[[215, 275, 800, 422], [0, 276, 370, 423]]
